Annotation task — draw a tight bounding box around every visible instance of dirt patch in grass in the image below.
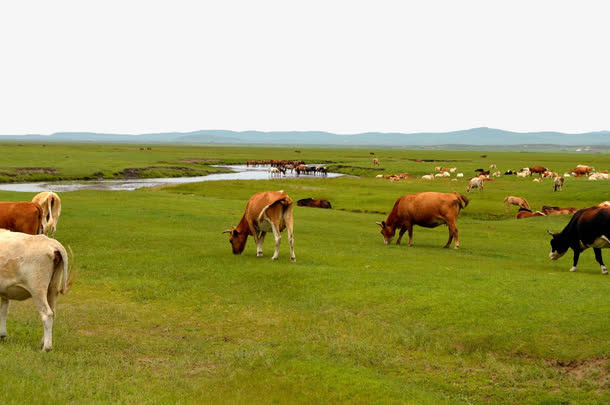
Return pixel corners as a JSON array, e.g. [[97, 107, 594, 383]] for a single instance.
[[547, 358, 609, 382]]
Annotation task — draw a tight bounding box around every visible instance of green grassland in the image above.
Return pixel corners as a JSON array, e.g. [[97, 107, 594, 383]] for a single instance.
[[0, 143, 609, 403]]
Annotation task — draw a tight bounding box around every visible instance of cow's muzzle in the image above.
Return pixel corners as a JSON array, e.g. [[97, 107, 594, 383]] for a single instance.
[[549, 250, 564, 260]]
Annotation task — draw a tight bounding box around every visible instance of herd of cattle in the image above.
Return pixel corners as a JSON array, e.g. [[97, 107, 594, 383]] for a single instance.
[[1, 158, 609, 352], [247, 159, 329, 176]]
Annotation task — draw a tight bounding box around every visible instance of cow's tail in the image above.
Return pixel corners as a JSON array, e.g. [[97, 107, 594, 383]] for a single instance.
[[257, 195, 293, 223], [53, 243, 75, 295], [522, 198, 531, 210], [456, 194, 469, 210]]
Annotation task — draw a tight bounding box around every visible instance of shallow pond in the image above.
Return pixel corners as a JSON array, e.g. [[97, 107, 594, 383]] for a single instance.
[[0, 165, 344, 193]]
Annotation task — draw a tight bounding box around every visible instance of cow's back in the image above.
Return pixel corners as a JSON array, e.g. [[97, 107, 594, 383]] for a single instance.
[[394, 192, 463, 225], [0, 202, 43, 235]]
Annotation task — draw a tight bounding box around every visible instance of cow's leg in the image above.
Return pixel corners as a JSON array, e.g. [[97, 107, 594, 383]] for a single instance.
[[32, 292, 54, 351], [406, 225, 414, 247], [270, 221, 282, 260], [593, 248, 608, 274], [569, 250, 581, 272], [445, 221, 459, 249], [286, 223, 295, 262], [396, 227, 407, 245], [0, 298, 9, 339], [256, 232, 266, 257]]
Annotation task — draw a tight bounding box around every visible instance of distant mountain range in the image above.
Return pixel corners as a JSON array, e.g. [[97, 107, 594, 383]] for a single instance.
[[1, 128, 609, 146]]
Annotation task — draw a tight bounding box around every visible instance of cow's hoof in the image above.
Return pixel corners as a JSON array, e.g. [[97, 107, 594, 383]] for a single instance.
[[271, 256, 278, 261], [602, 266, 608, 275], [569, 266, 578, 272], [256, 253, 263, 257], [0, 334, 6, 340], [291, 257, 296, 262]]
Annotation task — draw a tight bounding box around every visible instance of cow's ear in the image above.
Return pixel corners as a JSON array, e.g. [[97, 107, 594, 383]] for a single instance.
[[232, 229, 239, 237]]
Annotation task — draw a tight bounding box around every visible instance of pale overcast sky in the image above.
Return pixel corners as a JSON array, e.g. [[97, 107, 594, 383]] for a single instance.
[[1, 1, 608, 135]]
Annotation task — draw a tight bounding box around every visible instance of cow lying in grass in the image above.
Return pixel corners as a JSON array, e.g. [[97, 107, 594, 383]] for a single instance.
[[376, 192, 469, 249], [297, 198, 331, 209], [516, 208, 546, 219], [224, 191, 295, 261]]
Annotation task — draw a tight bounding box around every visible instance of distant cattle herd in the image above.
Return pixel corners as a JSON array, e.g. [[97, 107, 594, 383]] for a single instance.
[[1, 157, 609, 352]]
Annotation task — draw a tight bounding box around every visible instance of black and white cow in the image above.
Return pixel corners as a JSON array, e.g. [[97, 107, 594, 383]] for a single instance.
[[548, 206, 610, 274]]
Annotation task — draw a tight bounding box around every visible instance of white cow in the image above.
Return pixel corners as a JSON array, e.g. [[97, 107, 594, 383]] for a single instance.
[[456, 173, 464, 178], [32, 192, 62, 238], [421, 174, 434, 180], [467, 177, 484, 192], [0, 231, 72, 351]]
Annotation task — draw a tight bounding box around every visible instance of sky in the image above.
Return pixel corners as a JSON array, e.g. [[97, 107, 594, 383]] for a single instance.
[[1, 1, 609, 135]]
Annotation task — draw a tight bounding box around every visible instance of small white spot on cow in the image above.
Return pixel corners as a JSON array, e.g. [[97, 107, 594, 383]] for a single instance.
[[601, 265, 608, 275], [569, 266, 578, 272], [549, 250, 564, 260]]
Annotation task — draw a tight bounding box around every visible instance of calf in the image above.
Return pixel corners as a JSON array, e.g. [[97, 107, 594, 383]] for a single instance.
[[548, 206, 610, 274], [553, 176, 564, 192], [516, 208, 546, 219], [0, 230, 72, 351], [504, 196, 530, 213]]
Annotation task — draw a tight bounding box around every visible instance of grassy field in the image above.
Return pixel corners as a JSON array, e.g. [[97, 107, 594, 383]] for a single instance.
[[0, 144, 609, 403]]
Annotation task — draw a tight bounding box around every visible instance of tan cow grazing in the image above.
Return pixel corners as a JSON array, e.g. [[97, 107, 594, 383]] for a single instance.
[[467, 177, 483, 192], [32, 192, 62, 237], [553, 176, 564, 192], [223, 191, 295, 261], [504, 196, 531, 213], [376, 192, 469, 249], [0, 230, 73, 351], [0, 202, 44, 235], [372, 158, 380, 166]]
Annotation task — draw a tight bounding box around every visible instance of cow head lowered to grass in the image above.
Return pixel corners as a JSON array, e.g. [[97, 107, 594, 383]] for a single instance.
[[376, 192, 469, 249], [223, 191, 295, 261], [547, 206, 610, 274]]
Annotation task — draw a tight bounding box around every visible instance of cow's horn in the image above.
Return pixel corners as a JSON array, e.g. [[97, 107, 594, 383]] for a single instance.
[[375, 221, 383, 227], [222, 229, 233, 234], [546, 230, 555, 236]]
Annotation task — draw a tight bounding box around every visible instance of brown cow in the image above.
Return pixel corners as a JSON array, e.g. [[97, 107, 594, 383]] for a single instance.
[[529, 166, 547, 177], [297, 198, 332, 209], [376, 192, 469, 249], [504, 196, 531, 213], [541, 205, 578, 215], [372, 158, 380, 166], [223, 191, 295, 261], [571, 166, 592, 176], [0, 202, 44, 235], [516, 208, 546, 219]]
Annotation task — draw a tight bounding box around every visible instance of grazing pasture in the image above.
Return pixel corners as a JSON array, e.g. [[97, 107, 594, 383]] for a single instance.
[[0, 143, 609, 403]]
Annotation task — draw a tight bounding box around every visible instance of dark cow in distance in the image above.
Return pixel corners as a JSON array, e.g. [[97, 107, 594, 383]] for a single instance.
[[548, 206, 610, 274], [0, 202, 44, 235], [297, 198, 332, 209], [223, 191, 295, 261], [376, 192, 469, 249]]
